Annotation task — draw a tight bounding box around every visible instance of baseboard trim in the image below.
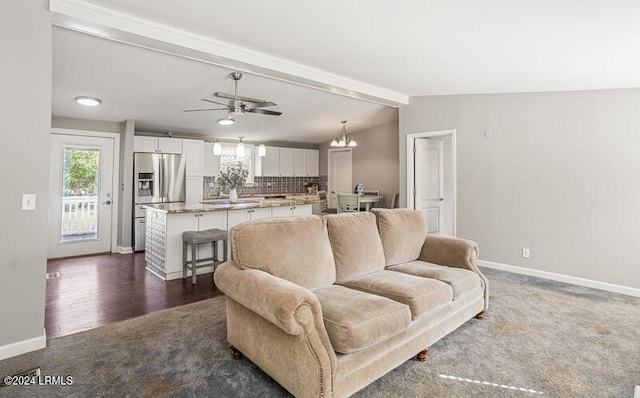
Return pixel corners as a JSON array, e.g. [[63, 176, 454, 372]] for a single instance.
[[479, 260, 640, 298], [0, 329, 47, 361], [117, 246, 133, 254]]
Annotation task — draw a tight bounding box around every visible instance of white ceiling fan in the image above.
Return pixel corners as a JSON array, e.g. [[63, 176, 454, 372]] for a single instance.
[[183, 72, 282, 124]]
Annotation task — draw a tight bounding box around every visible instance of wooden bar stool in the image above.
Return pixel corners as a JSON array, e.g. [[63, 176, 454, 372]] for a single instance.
[[182, 228, 227, 284]]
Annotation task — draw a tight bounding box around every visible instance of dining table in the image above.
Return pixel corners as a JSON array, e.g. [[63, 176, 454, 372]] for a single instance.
[[359, 195, 384, 211]]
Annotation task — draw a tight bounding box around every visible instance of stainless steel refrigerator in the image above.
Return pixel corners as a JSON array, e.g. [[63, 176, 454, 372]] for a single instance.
[[133, 153, 186, 251]]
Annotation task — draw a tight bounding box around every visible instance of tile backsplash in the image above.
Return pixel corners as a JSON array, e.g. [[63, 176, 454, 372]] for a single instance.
[[203, 175, 328, 198]]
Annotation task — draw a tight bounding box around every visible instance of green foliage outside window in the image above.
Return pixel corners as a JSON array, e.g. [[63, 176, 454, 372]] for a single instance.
[[63, 148, 99, 196]]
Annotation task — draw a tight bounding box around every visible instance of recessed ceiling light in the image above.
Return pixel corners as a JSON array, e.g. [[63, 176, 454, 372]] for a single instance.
[[74, 96, 102, 106]]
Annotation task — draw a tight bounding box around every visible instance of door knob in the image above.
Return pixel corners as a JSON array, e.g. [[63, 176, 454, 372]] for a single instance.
[[103, 200, 112, 205]]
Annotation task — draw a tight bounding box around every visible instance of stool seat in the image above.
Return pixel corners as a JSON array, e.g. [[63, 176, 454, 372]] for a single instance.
[[183, 228, 227, 244], [182, 228, 228, 284]]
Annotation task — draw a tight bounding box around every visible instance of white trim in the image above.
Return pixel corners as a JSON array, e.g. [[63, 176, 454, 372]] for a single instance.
[[0, 330, 46, 360], [117, 246, 133, 254], [634, 385, 640, 398], [49, 0, 408, 107], [479, 260, 640, 298], [51, 128, 121, 254], [406, 129, 457, 236]]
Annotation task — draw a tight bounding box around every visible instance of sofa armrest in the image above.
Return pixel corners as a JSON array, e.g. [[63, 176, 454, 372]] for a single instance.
[[420, 235, 489, 310], [214, 261, 324, 336], [420, 235, 479, 271]]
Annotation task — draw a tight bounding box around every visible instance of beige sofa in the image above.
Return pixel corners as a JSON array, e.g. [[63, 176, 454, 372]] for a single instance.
[[214, 209, 488, 397]]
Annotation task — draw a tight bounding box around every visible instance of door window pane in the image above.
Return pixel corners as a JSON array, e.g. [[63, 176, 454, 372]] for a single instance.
[[60, 147, 100, 242]]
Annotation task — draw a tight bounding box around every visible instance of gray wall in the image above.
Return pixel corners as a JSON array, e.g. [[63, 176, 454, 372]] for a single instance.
[[399, 89, 640, 289], [0, 0, 50, 348], [319, 120, 400, 207]]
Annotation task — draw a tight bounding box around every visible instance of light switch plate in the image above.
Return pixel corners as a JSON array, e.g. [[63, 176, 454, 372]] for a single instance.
[[22, 194, 36, 210]]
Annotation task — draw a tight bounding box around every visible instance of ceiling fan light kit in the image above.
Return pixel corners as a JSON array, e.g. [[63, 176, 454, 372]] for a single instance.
[[217, 116, 235, 125], [330, 120, 356, 148], [236, 136, 245, 159]]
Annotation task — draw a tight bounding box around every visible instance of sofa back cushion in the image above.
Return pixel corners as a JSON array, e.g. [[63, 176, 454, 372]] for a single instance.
[[232, 215, 336, 289], [325, 213, 385, 281], [371, 209, 428, 266]]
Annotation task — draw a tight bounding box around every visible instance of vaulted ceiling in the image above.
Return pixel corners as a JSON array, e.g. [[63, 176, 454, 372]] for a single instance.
[[52, 0, 640, 143]]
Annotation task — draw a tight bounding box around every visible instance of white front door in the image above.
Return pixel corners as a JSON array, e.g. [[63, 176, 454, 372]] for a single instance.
[[328, 149, 352, 209], [48, 134, 115, 258], [414, 138, 444, 234]]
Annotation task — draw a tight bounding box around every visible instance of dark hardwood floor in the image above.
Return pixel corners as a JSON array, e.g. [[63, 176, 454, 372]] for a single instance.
[[46, 252, 223, 339]]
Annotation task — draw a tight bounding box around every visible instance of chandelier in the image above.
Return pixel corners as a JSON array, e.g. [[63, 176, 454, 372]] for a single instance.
[[330, 120, 357, 147]]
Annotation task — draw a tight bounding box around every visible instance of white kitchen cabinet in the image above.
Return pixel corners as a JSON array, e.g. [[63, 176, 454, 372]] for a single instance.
[[182, 139, 204, 177], [292, 149, 307, 177], [203, 142, 221, 177], [279, 148, 294, 176], [134, 136, 183, 154], [306, 149, 319, 177], [271, 204, 312, 218], [260, 146, 280, 176], [185, 176, 203, 204]]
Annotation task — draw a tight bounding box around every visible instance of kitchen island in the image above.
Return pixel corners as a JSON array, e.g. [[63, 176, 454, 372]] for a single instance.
[[144, 199, 314, 280]]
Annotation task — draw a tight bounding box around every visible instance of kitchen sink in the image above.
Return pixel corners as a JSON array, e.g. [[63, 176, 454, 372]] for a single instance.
[[201, 197, 265, 205]]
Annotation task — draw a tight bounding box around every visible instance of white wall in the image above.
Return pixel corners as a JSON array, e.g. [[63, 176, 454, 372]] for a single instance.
[[400, 89, 640, 290], [0, 0, 50, 356]]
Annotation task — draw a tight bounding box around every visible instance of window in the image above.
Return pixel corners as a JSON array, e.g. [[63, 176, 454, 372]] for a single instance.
[[219, 143, 254, 184]]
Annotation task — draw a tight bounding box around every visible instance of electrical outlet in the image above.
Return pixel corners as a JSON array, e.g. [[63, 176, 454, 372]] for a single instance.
[[483, 129, 493, 140], [522, 248, 530, 258]]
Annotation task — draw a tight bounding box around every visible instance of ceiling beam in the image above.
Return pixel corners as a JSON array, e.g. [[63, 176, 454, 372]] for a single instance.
[[49, 0, 409, 107]]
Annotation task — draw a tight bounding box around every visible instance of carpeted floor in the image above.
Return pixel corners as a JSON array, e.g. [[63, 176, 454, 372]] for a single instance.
[[1, 268, 639, 397]]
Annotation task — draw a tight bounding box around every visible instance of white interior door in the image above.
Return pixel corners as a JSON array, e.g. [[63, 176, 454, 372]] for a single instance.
[[328, 149, 352, 208], [414, 138, 444, 234], [48, 134, 115, 258]]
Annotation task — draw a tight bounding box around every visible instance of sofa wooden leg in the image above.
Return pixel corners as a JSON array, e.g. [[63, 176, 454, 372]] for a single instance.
[[230, 345, 242, 360], [417, 348, 430, 361], [475, 311, 486, 320]]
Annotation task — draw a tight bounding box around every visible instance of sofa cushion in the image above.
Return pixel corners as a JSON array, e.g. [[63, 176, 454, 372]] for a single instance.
[[371, 209, 428, 266], [312, 285, 411, 354], [325, 213, 385, 282], [339, 270, 453, 319], [388, 260, 482, 300], [232, 216, 336, 289]]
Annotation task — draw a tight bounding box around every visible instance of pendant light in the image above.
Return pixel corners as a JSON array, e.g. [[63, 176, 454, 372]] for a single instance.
[[258, 144, 266, 157], [212, 140, 222, 156], [236, 136, 245, 159], [329, 120, 356, 147]]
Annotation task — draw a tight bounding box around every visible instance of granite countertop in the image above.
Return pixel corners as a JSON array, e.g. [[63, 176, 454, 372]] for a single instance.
[[144, 198, 317, 214]]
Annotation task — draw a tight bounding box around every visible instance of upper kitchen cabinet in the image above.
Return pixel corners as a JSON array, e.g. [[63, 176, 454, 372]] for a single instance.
[[256, 146, 320, 177], [182, 139, 204, 177], [260, 146, 280, 177], [306, 149, 319, 177], [134, 136, 183, 154], [203, 142, 221, 177], [278, 148, 294, 176], [292, 149, 306, 177]]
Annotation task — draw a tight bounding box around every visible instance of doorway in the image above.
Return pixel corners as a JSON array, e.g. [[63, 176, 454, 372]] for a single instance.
[[406, 130, 456, 236], [327, 148, 352, 209], [48, 130, 120, 258]]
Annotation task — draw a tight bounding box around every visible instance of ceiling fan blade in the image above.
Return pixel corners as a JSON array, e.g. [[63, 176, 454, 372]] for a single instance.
[[245, 101, 277, 109], [183, 108, 228, 112], [200, 98, 230, 106], [214, 91, 267, 104], [246, 108, 282, 116]]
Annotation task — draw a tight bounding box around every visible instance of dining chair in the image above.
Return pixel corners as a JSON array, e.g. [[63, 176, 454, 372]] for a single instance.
[[337, 193, 360, 213], [390, 193, 399, 209]]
